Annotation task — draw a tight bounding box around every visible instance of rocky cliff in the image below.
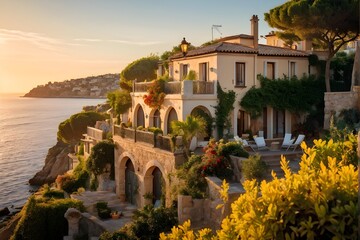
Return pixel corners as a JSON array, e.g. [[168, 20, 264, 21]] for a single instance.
[[29, 141, 73, 186]]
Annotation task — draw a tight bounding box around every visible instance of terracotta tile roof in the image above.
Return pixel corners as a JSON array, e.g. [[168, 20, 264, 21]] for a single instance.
[[218, 34, 254, 41], [258, 44, 308, 57], [170, 42, 308, 60]]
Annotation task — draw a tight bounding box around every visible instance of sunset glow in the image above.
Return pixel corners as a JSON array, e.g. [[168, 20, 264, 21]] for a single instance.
[[0, 0, 285, 93]]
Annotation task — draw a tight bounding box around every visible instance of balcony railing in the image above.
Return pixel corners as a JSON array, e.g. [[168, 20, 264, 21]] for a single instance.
[[164, 82, 181, 94], [133, 80, 215, 95], [86, 127, 104, 140], [114, 125, 183, 153], [193, 81, 214, 94]]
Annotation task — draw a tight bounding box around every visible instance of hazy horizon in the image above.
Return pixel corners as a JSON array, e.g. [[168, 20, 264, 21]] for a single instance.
[[0, 0, 286, 93]]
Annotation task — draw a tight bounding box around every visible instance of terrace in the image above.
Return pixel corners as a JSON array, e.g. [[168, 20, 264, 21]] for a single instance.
[[114, 125, 182, 152], [113, 125, 303, 167], [133, 80, 216, 95]]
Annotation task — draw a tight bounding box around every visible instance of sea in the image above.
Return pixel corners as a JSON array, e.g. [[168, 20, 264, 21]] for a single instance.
[[0, 94, 105, 211]]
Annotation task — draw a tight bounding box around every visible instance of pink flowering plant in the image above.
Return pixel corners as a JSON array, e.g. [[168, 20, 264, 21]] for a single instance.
[[143, 79, 166, 109], [200, 139, 233, 179]]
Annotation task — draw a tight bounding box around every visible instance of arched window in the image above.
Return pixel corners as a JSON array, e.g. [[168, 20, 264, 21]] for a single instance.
[[153, 110, 161, 128], [136, 106, 145, 127], [166, 108, 178, 134]]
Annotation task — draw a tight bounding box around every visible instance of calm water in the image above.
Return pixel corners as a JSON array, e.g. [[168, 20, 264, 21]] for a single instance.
[[0, 94, 104, 210]]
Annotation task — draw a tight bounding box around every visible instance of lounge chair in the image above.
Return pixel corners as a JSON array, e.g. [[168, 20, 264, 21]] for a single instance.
[[281, 133, 294, 149], [234, 136, 256, 151], [286, 134, 305, 151], [253, 136, 269, 151]]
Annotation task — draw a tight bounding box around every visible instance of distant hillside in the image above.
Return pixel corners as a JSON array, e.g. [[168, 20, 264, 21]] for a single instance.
[[24, 73, 120, 98]]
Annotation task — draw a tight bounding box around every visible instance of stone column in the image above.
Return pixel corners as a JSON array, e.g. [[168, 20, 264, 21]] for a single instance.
[[64, 208, 82, 239]]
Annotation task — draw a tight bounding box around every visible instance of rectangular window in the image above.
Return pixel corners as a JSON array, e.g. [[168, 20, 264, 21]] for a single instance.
[[180, 64, 188, 79], [266, 62, 275, 79], [235, 62, 245, 86], [199, 62, 208, 81], [289, 62, 296, 77]]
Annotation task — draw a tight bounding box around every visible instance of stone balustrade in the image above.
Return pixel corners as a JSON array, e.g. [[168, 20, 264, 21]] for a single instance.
[[133, 80, 216, 95]]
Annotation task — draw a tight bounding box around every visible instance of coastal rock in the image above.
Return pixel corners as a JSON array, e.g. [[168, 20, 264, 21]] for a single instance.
[[29, 141, 73, 186], [0, 208, 10, 217], [83, 103, 110, 113], [0, 213, 21, 240]]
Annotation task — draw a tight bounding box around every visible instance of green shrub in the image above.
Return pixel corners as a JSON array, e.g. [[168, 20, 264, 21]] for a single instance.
[[56, 156, 90, 193], [78, 143, 84, 155], [162, 135, 359, 239], [86, 141, 115, 180], [176, 155, 208, 199], [96, 201, 111, 219], [184, 70, 197, 80], [58, 170, 89, 194], [100, 205, 178, 240], [99, 230, 133, 240], [241, 154, 267, 181], [42, 185, 64, 199], [98, 208, 111, 219], [217, 141, 249, 159], [95, 201, 108, 210], [148, 127, 163, 135], [11, 196, 84, 240]]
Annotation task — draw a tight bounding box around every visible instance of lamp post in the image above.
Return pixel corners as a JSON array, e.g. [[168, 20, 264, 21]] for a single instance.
[[180, 37, 190, 56]]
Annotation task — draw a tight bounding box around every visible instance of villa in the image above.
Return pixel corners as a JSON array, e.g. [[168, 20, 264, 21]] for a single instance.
[[110, 15, 313, 209]]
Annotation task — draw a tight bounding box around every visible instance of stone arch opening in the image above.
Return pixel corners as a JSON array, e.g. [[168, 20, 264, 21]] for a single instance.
[[166, 108, 178, 134], [135, 105, 145, 128], [125, 159, 137, 205], [144, 165, 165, 206], [190, 106, 212, 140], [150, 109, 161, 128]]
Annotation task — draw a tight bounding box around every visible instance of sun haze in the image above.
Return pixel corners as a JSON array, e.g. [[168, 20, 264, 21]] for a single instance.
[[0, 0, 285, 94]]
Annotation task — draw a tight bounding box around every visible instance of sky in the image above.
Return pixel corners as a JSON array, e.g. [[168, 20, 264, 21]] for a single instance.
[[0, 0, 286, 93]]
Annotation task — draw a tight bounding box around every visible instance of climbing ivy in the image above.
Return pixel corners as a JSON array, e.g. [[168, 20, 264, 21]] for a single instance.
[[214, 83, 236, 139], [240, 75, 324, 119]]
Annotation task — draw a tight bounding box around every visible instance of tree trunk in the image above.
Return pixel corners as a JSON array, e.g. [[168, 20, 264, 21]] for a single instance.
[[325, 58, 331, 92]]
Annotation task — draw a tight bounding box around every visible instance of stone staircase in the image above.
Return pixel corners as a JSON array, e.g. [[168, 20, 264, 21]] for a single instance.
[[252, 150, 302, 180], [71, 191, 137, 234]]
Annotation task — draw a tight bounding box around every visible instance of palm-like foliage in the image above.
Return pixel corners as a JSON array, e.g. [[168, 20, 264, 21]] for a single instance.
[[171, 115, 207, 157]]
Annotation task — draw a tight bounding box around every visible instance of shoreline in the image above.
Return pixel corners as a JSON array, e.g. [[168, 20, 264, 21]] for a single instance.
[[21, 96, 106, 99]]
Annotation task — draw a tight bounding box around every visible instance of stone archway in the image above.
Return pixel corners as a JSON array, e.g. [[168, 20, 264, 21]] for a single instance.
[[190, 106, 212, 140], [125, 159, 137, 205], [143, 161, 166, 206], [115, 152, 138, 205], [166, 108, 178, 134], [151, 109, 161, 128], [135, 105, 145, 128]]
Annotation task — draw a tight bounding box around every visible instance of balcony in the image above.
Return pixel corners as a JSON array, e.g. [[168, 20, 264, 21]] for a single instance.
[[133, 80, 215, 95], [114, 125, 182, 152], [86, 127, 104, 141]]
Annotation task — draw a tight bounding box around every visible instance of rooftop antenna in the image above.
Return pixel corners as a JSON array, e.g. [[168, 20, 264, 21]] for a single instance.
[[212, 25, 222, 41]]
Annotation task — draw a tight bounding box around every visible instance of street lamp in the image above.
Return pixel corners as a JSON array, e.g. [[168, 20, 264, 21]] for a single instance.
[[180, 37, 190, 56]]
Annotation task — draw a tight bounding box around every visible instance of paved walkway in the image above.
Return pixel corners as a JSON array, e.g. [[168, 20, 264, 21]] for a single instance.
[[71, 191, 137, 232]]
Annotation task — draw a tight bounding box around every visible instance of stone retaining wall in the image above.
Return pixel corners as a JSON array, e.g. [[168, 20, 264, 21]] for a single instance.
[[114, 135, 185, 207], [323, 88, 360, 129], [177, 177, 244, 231]]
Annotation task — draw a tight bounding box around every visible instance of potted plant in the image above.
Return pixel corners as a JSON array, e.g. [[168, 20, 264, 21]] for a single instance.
[[111, 210, 122, 219]]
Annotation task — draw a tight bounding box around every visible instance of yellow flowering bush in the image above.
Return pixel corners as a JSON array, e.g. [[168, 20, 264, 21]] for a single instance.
[[161, 140, 358, 239]]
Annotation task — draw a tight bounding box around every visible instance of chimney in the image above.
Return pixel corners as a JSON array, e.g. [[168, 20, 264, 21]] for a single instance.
[[250, 15, 259, 49]]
